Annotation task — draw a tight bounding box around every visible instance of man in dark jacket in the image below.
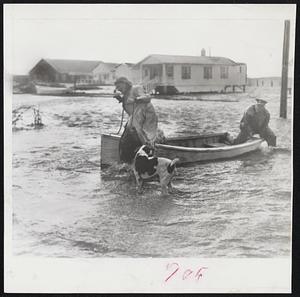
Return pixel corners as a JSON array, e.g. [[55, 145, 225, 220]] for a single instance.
[[232, 98, 276, 146]]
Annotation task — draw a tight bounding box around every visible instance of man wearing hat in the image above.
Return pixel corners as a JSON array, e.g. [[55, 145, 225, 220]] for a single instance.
[[113, 77, 161, 164], [231, 97, 276, 146]]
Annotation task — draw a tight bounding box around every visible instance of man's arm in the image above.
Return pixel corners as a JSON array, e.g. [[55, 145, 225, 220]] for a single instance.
[[141, 103, 158, 146], [260, 110, 270, 131], [133, 86, 151, 102], [240, 110, 254, 135]]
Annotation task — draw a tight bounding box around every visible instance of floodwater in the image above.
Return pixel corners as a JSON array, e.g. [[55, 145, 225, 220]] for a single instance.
[[12, 88, 292, 258]]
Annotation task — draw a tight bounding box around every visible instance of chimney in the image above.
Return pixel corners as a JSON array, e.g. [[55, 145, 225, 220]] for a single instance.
[[201, 48, 206, 56]]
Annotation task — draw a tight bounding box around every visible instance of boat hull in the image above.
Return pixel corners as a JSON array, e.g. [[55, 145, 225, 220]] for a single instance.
[[35, 85, 70, 95], [155, 140, 263, 164], [100, 133, 263, 166]]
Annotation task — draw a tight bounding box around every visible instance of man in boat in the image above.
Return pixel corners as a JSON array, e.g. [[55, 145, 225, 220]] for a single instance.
[[113, 77, 164, 164], [229, 98, 276, 146]]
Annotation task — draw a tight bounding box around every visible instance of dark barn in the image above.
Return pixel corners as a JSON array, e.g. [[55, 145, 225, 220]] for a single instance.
[[29, 59, 102, 84]]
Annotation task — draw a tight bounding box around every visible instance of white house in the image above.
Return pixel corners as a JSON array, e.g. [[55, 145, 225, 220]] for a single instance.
[[133, 51, 247, 94], [112, 63, 134, 82], [93, 62, 119, 85]]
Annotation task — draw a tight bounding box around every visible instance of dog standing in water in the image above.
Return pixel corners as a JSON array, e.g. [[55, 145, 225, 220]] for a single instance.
[[133, 145, 179, 195]]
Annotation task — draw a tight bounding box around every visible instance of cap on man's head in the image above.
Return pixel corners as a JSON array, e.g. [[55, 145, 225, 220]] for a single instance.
[[114, 77, 132, 86], [255, 98, 268, 105]]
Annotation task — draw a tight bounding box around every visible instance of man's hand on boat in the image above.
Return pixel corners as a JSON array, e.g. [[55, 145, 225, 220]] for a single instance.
[[145, 140, 156, 151]]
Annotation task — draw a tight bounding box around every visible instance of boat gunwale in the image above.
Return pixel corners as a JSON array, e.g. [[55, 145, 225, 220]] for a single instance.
[[101, 132, 226, 141], [156, 138, 263, 153], [101, 133, 263, 153]]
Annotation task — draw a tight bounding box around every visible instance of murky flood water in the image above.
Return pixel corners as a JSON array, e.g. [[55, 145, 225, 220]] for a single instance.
[[12, 88, 292, 257]]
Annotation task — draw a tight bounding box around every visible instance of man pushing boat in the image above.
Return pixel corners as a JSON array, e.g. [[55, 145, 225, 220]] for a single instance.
[[113, 77, 165, 164], [227, 97, 276, 146]]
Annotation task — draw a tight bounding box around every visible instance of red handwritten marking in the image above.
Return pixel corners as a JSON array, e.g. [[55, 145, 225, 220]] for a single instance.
[[182, 269, 193, 280], [165, 262, 179, 282], [165, 263, 208, 283], [195, 267, 208, 281]]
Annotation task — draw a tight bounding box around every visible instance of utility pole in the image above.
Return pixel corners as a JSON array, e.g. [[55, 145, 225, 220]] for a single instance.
[[280, 19, 290, 119]]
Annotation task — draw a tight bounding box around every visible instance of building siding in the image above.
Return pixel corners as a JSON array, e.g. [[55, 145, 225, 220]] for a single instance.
[[247, 77, 292, 88], [93, 63, 119, 85], [140, 63, 246, 93]]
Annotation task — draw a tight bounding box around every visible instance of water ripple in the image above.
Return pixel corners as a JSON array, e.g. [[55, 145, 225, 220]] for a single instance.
[[12, 91, 292, 258]]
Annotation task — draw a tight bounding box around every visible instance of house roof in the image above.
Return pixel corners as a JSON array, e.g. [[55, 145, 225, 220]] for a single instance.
[[93, 62, 120, 73], [113, 62, 135, 69], [103, 62, 119, 69], [44, 59, 102, 74], [124, 63, 135, 67], [134, 54, 242, 67]]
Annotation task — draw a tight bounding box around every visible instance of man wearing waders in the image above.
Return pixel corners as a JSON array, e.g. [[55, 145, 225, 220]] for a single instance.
[[113, 77, 160, 164], [230, 98, 276, 146]]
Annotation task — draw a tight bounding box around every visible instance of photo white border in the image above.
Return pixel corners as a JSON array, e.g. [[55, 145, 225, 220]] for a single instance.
[[4, 4, 295, 293]]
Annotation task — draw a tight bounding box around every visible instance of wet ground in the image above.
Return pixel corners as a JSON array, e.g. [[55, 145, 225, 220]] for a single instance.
[[12, 87, 292, 257]]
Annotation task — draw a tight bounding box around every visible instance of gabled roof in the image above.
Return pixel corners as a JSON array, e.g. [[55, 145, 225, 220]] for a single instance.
[[134, 54, 241, 67], [124, 62, 135, 67], [44, 59, 102, 74], [103, 62, 119, 69], [114, 62, 135, 69], [93, 62, 120, 72]]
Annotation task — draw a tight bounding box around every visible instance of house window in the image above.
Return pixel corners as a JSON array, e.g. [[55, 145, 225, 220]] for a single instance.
[[204, 66, 212, 79], [271, 80, 273, 87], [262, 80, 264, 86], [257, 80, 259, 86], [166, 65, 174, 78], [182, 66, 191, 79], [220, 66, 229, 79], [150, 66, 161, 79], [240, 66, 242, 73]]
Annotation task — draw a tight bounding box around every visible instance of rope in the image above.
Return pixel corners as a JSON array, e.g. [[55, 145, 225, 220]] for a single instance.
[[115, 87, 136, 134], [116, 107, 125, 134]]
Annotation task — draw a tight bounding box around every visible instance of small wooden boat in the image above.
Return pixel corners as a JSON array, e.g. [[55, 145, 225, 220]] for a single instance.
[[35, 84, 71, 95], [101, 132, 264, 166]]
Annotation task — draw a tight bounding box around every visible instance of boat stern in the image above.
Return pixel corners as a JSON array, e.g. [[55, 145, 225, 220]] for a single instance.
[[101, 134, 121, 166]]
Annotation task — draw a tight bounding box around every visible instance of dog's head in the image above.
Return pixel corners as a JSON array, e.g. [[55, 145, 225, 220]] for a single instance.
[[134, 145, 158, 177], [135, 144, 155, 157]]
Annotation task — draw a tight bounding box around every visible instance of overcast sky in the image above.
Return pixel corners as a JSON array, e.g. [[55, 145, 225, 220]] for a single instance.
[[4, 4, 296, 77]]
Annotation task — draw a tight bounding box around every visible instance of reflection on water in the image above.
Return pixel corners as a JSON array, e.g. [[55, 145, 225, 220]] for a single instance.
[[12, 89, 292, 257]]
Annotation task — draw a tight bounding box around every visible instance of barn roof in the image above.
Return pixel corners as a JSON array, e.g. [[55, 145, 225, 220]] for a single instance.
[[134, 54, 241, 67], [44, 59, 102, 74]]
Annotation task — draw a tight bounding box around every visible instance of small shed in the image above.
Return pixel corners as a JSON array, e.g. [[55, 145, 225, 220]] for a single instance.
[[112, 63, 138, 84], [92, 62, 119, 85]]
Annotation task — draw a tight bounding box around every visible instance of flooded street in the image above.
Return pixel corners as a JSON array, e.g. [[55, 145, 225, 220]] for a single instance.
[[12, 88, 292, 258]]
